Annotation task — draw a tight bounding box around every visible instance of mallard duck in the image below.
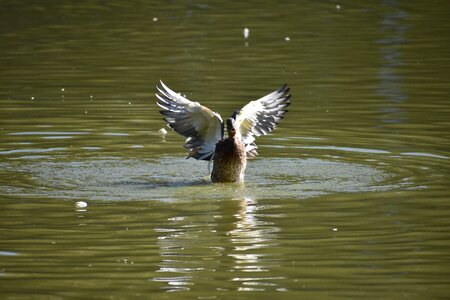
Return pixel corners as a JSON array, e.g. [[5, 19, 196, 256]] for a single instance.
[[156, 81, 290, 183]]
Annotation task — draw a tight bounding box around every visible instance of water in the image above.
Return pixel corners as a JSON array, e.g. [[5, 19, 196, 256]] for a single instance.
[[1, 1, 449, 299]]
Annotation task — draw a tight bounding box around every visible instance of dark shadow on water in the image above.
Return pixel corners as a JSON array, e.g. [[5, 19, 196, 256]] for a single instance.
[[114, 179, 212, 189]]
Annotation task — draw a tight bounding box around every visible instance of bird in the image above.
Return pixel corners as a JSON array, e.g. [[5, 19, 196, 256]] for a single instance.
[[156, 81, 291, 183]]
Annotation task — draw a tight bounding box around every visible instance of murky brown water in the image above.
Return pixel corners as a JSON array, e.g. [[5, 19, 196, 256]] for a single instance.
[[1, 1, 449, 299]]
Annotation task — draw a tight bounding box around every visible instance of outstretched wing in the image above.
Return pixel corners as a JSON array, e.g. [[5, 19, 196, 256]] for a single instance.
[[234, 84, 291, 158], [156, 81, 224, 160]]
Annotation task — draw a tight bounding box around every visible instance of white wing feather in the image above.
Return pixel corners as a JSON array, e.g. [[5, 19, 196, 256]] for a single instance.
[[156, 81, 223, 160], [234, 84, 291, 157]]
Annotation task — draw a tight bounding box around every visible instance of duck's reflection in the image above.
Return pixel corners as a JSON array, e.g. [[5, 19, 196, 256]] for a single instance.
[[152, 213, 222, 292], [152, 196, 285, 292], [228, 197, 285, 291], [228, 197, 276, 264], [152, 223, 195, 291]]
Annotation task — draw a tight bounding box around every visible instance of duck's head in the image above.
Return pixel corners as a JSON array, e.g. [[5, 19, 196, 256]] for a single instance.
[[226, 118, 238, 138]]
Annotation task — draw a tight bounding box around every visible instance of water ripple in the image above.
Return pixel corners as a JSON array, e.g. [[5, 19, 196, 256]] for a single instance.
[[0, 156, 412, 201]]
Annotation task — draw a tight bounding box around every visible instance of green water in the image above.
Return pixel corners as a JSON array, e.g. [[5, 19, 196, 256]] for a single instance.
[[1, 1, 449, 299]]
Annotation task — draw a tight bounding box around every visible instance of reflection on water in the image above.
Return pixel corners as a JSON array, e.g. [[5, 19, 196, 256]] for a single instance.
[[154, 220, 200, 291], [152, 201, 226, 292], [228, 198, 285, 292], [152, 197, 285, 292], [153, 212, 222, 292]]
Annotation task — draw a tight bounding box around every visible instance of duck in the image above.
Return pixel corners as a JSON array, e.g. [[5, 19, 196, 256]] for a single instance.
[[156, 81, 291, 183]]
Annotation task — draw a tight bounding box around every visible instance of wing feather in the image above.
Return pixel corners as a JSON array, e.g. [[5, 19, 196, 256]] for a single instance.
[[156, 81, 223, 160], [234, 84, 291, 157]]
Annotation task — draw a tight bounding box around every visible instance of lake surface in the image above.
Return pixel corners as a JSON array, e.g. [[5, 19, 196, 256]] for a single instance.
[[1, 1, 449, 299]]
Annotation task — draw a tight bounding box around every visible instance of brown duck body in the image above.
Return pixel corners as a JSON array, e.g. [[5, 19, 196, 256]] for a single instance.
[[211, 136, 247, 183]]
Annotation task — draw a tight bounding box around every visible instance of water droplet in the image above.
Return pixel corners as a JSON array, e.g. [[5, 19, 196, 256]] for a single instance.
[[75, 201, 88, 208], [243, 28, 250, 39], [158, 128, 168, 136]]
